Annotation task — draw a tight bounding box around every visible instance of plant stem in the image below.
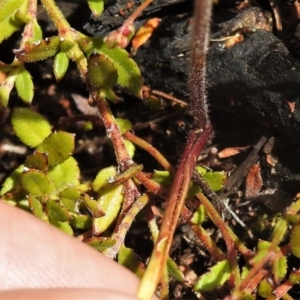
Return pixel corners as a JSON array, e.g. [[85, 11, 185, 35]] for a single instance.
[[94, 95, 133, 171], [40, 0, 88, 78], [124, 132, 173, 172], [137, 127, 212, 300]]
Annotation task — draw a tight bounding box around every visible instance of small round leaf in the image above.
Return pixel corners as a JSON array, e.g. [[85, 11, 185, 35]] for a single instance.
[[47, 200, 71, 222], [15, 66, 34, 103], [87, 53, 118, 88], [47, 157, 80, 191], [92, 166, 117, 193], [54, 51, 69, 81], [21, 170, 55, 196], [11, 108, 51, 147], [37, 131, 75, 166], [24, 151, 48, 172]]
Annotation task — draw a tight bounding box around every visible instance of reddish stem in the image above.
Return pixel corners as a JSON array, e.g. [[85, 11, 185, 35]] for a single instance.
[[124, 131, 173, 172]]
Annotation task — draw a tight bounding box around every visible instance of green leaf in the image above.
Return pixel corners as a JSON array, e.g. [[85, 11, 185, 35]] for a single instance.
[[37, 131, 75, 166], [21, 170, 55, 196], [203, 171, 226, 192], [86, 237, 116, 252], [191, 204, 206, 225], [59, 39, 74, 52], [92, 39, 143, 97], [87, 0, 104, 17], [15, 66, 34, 103], [49, 219, 73, 235], [290, 223, 300, 258], [81, 193, 104, 218], [118, 245, 145, 278], [257, 278, 274, 298], [115, 118, 132, 134], [289, 269, 300, 285], [93, 184, 124, 235], [28, 194, 43, 218], [124, 139, 135, 159], [194, 259, 231, 292], [47, 157, 80, 191], [87, 53, 118, 89], [47, 200, 71, 222], [11, 107, 51, 147], [0, 0, 28, 43], [14, 36, 60, 62], [24, 151, 48, 173], [152, 170, 173, 186], [31, 19, 43, 42], [273, 255, 287, 282], [0, 164, 23, 195], [0, 0, 26, 23], [167, 257, 185, 282], [92, 166, 117, 193], [60, 187, 80, 213], [70, 213, 92, 229], [53, 52, 69, 81], [13, 10, 29, 24]]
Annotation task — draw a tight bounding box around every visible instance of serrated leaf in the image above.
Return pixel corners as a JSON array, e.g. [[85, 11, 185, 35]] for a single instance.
[[54, 51, 69, 81], [118, 245, 145, 278], [28, 194, 43, 218], [273, 255, 287, 282], [15, 66, 34, 103], [11, 107, 51, 147], [21, 170, 55, 196], [257, 278, 274, 298], [194, 259, 231, 292], [290, 223, 300, 258], [92, 39, 143, 97], [167, 257, 185, 282], [60, 187, 80, 213], [47, 200, 71, 222], [87, 0, 104, 17], [47, 157, 80, 191], [289, 269, 300, 284], [93, 184, 124, 235], [87, 53, 118, 88], [14, 36, 60, 62], [70, 213, 92, 229], [0, 164, 23, 195], [92, 166, 117, 193], [24, 151, 48, 173], [49, 219, 73, 235], [115, 118, 132, 134], [86, 237, 116, 252], [37, 131, 75, 166]]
